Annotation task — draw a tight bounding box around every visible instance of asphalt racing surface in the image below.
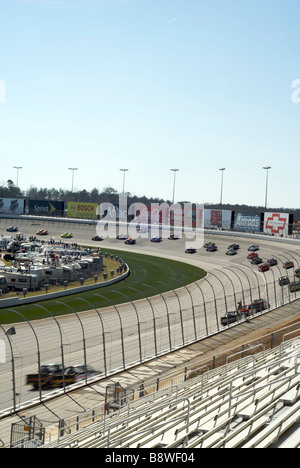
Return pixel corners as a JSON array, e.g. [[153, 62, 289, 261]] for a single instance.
[[0, 217, 299, 446]]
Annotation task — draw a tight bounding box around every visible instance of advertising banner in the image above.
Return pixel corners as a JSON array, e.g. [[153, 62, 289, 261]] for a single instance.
[[28, 200, 65, 217], [234, 213, 261, 232], [204, 209, 232, 229], [263, 212, 290, 236], [0, 198, 25, 215], [67, 202, 98, 219]]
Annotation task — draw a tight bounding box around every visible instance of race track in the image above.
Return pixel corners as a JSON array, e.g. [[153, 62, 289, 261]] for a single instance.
[[0, 217, 300, 418]]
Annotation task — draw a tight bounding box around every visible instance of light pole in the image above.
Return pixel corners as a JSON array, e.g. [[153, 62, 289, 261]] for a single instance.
[[170, 168, 179, 204], [120, 168, 128, 195], [68, 167, 78, 192], [13, 166, 22, 187], [263, 166, 271, 209], [219, 168, 225, 206]]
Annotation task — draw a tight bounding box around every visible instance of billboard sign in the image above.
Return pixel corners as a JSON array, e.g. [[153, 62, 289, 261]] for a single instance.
[[234, 213, 261, 232], [0, 198, 25, 215], [28, 200, 65, 217], [67, 202, 98, 219], [204, 209, 232, 229], [263, 212, 289, 236]]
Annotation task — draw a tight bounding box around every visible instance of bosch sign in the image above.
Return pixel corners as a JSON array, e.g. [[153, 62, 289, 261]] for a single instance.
[[67, 202, 98, 219]]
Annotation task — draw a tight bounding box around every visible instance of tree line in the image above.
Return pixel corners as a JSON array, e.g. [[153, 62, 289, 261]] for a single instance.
[[0, 179, 299, 220]]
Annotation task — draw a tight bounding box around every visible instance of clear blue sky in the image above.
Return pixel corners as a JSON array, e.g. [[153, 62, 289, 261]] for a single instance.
[[0, 0, 299, 209]]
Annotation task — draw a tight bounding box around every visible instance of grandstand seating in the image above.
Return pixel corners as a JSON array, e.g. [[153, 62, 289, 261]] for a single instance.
[[41, 338, 300, 449]]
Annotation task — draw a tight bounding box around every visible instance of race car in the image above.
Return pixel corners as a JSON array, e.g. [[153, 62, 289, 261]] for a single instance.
[[247, 252, 258, 260], [204, 242, 215, 248], [124, 238, 136, 245], [283, 260, 294, 269], [151, 237, 162, 243], [92, 235, 103, 241], [36, 229, 48, 235], [206, 244, 218, 252], [251, 257, 263, 265], [26, 363, 63, 389], [267, 258, 278, 266], [185, 247, 197, 254], [26, 364, 99, 389], [51, 365, 99, 387], [226, 248, 237, 256], [248, 244, 260, 251], [228, 243, 240, 250], [221, 299, 269, 325], [61, 232, 73, 238], [258, 263, 270, 272], [290, 282, 300, 293], [248, 299, 269, 313], [6, 226, 18, 232], [278, 276, 290, 286], [168, 234, 180, 240]]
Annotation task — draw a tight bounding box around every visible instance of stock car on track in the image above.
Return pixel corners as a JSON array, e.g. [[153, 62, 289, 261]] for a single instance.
[[247, 252, 258, 260], [124, 238, 136, 245], [51, 365, 99, 387], [221, 299, 269, 326], [258, 263, 270, 272], [251, 257, 263, 265], [204, 242, 215, 249], [279, 276, 290, 286], [248, 244, 260, 251], [283, 261, 294, 269], [206, 244, 218, 252], [267, 258, 278, 266], [185, 247, 197, 254], [290, 282, 300, 293], [249, 299, 270, 312], [226, 248, 237, 256], [168, 234, 180, 240], [151, 237, 162, 243], [92, 235, 103, 241], [228, 243, 240, 250], [26, 364, 99, 389], [6, 226, 18, 232], [61, 232, 73, 238], [36, 229, 48, 235]]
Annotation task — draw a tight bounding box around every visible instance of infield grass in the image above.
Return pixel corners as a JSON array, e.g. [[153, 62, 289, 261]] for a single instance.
[[0, 248, 206, 324]]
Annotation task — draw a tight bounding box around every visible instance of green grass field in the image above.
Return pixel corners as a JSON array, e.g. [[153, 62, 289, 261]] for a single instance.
[[0, 248, 206, 324]]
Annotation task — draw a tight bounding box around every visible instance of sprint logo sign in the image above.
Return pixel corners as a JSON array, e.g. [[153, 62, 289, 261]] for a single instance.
[[0, 339, 5, 364], [28, 200, 65, 217]]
